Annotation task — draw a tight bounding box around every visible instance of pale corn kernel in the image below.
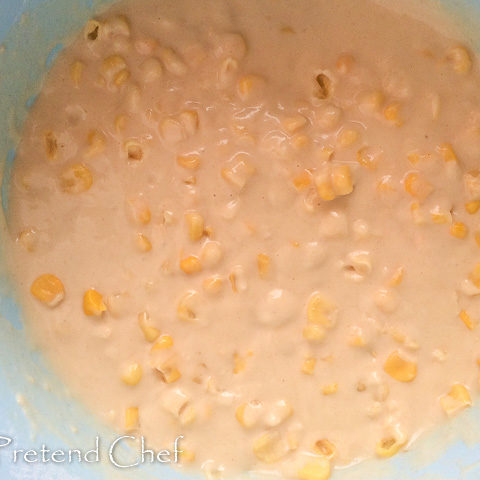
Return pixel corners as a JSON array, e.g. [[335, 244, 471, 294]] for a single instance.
[[200, 241, 224, 268], [303, 324, 326, 343], [314, 439, 336, 458], [185, 212, 204, 241], [70, 61, 84, 88], [115, 114, 128, 134], [283, 115, 307, 133], [17, 229, 37, 252], [465, 201, 480, 214], [459, 310, 475, 330], [86, 129, 106, 157], [307, 292, 335, 326], [331, 165, 354, 196], [253, 431, 289, 463], [430, 206, 452, 224], [358, 90, 384, 113], [257, 253, 270, 278], [357, 146, 380, 170], [384, 103, 403, 126], [177, 290, 200, 321], [377, 175, 395, 193], [291, 134, 310, 149], [376, 432, 407, 458], [344, 251, 372, 279], [238, 75, 265, 100], [179, 405, 197, 426], [105, 292, 131, 318], [314, 72, 332, 99], [447, 45, 472, 75], [138, 312, 161, 342], [158, 365, 182, 384], [470, 262, 480, 289], [464, 170, 480, 201], [293, 171, 312, 192], [302, 357, 316, 375], [348, 326, 366, 347], [136, 233, 152, 253], [121, 363, 142, 386], [298, 458, 331, 480], [450, 222, 468, 239], [218, 57, 239, 85], [180, 255, 202, 274], [202, 275, 223, 295], [322, 383, 338, 395], [140, 57, 163, 83], [102, 55, 127, 81], [125, 407, 139, 431], [161, 388, 189, 417], [440, 384, 472, 416], [127, 197, 151, 225], [389, 266, 405, 287], [437, 143, 458, 162], [30, 274, 65, 307], [404, 172, 434, 201], [384, 351, 417, 382], [84, 19, 101, 41], [315, 171, 336, 201], [151, 335, 174, 351], [83, 289, 106, 316], [265, 399, 293, 427], [160, 47, 187, 76], [159, 118, 185, 143], [123, 140, 143, 161], [337, 129, 359, 148], [221, 155, 256, 190], [236, 401, 263, 429], [105, 15, 130, 37], [179, 110, 199, 137], [177, 154, 200, 170], [114, 68, 130, 86], [44, 131, 58, 161], [233, 353, 247, 374]]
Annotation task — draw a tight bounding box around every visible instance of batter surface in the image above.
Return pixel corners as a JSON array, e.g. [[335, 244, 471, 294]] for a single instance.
[[7, 0, 480, 478]]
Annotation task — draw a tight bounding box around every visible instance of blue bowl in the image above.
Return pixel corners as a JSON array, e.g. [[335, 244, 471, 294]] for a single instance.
[[2, 1, 480, 479]]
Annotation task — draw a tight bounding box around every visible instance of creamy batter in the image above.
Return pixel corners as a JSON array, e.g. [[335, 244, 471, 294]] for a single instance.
[[7, 0, 480, 478]]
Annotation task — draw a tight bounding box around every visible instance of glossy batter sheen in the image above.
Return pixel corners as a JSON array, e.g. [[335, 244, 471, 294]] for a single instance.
[[7, 0, 480, 478]]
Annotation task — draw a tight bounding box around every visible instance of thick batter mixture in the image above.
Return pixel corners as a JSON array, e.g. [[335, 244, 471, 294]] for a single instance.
[[7, 0, 480, 478]]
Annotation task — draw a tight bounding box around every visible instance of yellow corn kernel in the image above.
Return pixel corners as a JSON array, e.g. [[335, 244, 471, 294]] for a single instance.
[[157, 365, 181, 384], [348, 327, 366, 347], [60, 164, 93, 194], [253, 431, 288, 463], [315, 175, 336, 201], [430, 206, 452, 224], [127, 197, 151, 225], [178, 449, 195, 463], [465, 201, 480, 214], [447, 45, 472, 75], [384, 351, 417, 382], [470, 262, 480, 288], [384, 103, 403, 126], [459, 310, 475, 330], [236, 402, 263, 429], [303, 324, 326, 343], [298, 458, 331, 480], [322, 383, 338, 395], [293, 171, 312, 192], [180, 255, 202, 274], [70, 61, 84, 88], [30, 274, 65, 307], [357, 146, 379, 170], [179, 110, 199, 137], [257, 253, 270, 278], [125, 407, 139, 431], [440, 384, 472, 416], [404, 172, 433, 201], [202, 275, 223, 295], [138, 312, 161, 342], [114, 68, 130, 86], [437, 143, 458, 162], [376, 433, 407, 458], [331, 165, 354, 196], [358, 90, 384, 113], [314, 439, 336, 458], [307, 292, 335, 326], [185, 212, 204, 241], [233, 353, 246, 374], [115, 114, 128, 134], [121, 363, 142, 386], [177, 154, 200, 170], [450, 222, 468, 239], [221, 156, 256, 190], [124, 140, 143, 161], [283, 115, 307, 133], [337, 129, 359, 148], [84, 19, 101, 41], [83, 289, 106, 316], [377, 175, 395, 193], [238, 74, 265, 100], [136, 233, 152, 253], [86, 129, 106, 157], [102, 55, 126, 78], [389, 266, 405, 287], [151, 335, 174, 351], [177, 290, 200, 321], [302, 357, 316, 375]]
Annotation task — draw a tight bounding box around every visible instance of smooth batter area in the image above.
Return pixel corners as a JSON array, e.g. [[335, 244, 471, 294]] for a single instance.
[[7, 0, 480, 478]]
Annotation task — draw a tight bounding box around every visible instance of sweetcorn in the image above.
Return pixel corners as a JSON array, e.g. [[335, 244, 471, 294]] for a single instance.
[[30, 274, 65, 307], [298, 458, 331, 480], [440, 384, 472, 416], [252, 431, 289, 463], [60, 164, 93, 194], [125, 407, 139, 431], [121, 363, 142, 386], [180, 256, 202, 274], [383, 351, 417, 382], [302, 357, 317, 375], [376, 430, 407, 458], [83, 289, 107, 316], [314, 439, 336, 458], [185, 212, 205, 241]]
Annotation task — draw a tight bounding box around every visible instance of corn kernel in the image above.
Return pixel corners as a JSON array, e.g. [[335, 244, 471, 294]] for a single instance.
[[357, 146, 379, 170], [114, 68, 130, 86], [121, 363, 142, 386], [389, 266, 405, 287], [337, 129, 359, 148], [376, 432, 407, 458], [314, 439, 336, 458], [358, 90, 384, 113], [157, 365, 181, 384], [459, 310, 475, 330], [430, 206, 452, 224], [283, 115, 307, 133], [253, 431, 289, 463], [404, 172, 433, 201], [470, 262, 480, 288], [30, 274, 65, 307], [293, 171, 312, 192], [322, 383, 338, 395], [179, 449, 196, 463], [60, 164, 93, 194], [179, 404, 196, 426], [450, 222, 468, 239], [180, 255, 202, 274], [177, 290, 200, 321], [84, 19, 101, 41], [70, 61, 84, 88], [151, 335, 174, 351], [447, 45, 472, 75], [138, 312, 161, 342], [384, 351, 417, 382], [124, 140, 143, 161], [307, 292, 335, 326], [331, 165, 354, 196], [83, 288, 106, 316], [160, 47, 187, 76], [86, 129, 106, 157], [440, 384, 472, 416], [127, 197, 151, 225], [437, 143, 458, 162], [140, 57, 163, 83], [302, 357, 316, 375], [265, 399, 293, 427], [298, 458, 331, 480], [238, 75, 265, 100], [315, 173, 336, 201], [177, 154, 200, 170], [236, 401, 263, 428], [465, 201, 480, 214], [202, 275, 223, 295], [257, 253, 270, 278], [115, 114, 128, 134], [159, 118, 185, 143], [384, 103, 403, 126], [221, 155, 256, 190], [125, 407, 139, 431], [17, 228, 37, 252], [102, 55, 127, 81], [303, 324, 326, 343], [185, 212, 204, 241], [136, 233, 152, 253], [464, 170, 480, 201], [179, 110, 199, 137]]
